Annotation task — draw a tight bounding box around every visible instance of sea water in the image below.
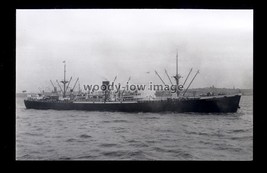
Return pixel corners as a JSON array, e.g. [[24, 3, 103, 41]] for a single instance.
[[16, 95, 253, 160]]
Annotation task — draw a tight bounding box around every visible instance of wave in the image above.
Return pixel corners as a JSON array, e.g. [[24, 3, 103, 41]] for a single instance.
[[23, 132, 42, 137], [113, 119, 129, 123], [101, 120, 111, 123], [153, 147, 193, 159], [65, 138, 77, 142], [101, 150, 129, 158], [214, 145, 243, 152], [111, 127, 127, 133], [59, 157, 72, 160], [229, 135, 252, 140], [184, 130, 227, 138], [127, 141, 149, 148], [231, 129, 248, 133], [124, 150, 147, 159], [155, 128, 174, 133], [99, 143, 119, 148], [75, 155, 97, 160], [80, 134, 92, 138], [141, 116, 160, 120], [100, 119, 129, 124], [65, 138, 88, 143]]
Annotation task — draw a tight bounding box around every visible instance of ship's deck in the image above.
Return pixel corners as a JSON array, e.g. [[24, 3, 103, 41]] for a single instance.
[[73, 100, 169, 104]]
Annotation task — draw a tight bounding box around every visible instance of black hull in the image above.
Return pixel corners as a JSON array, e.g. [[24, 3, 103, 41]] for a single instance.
[[24, 94, 241, 113]]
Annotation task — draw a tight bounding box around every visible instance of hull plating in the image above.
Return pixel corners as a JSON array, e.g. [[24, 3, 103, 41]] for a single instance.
[[24, 94, 241, 113]]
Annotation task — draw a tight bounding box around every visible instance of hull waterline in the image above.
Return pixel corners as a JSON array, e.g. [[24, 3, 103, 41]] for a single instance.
[[24, 94, 241, 113]]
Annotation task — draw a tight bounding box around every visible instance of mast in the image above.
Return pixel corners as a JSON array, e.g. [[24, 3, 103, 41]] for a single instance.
[[61, 61, 68, 98], [64, 61, 66, 97], [176, 51, 178, 81], [173, 51, 181, 97]]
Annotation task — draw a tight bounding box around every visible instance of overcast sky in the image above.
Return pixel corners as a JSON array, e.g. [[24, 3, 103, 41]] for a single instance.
[[16, 9, 253, 93]]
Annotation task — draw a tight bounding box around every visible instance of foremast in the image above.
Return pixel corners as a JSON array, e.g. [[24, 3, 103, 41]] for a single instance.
[[173, 51, 182, 97]]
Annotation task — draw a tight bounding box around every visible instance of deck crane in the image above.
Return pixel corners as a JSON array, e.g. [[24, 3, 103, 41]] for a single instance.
[[50, 80, 57, 92], [78, 80, 81, 94], [121, 76, 131, 96], [155, 70, 166, 86], [71, 78, 79, 92], [56, 80, 63, 94], [164, 69, 173, 85], [38, 87, 42, 93], [183, 70, 200, 96], [112, 76, 117, 88], [65, 76, 72, 92], [182, 68, 193, 87]]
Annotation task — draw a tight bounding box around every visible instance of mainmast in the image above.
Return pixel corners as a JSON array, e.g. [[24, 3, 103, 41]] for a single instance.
[[61, 61, 68, 98]]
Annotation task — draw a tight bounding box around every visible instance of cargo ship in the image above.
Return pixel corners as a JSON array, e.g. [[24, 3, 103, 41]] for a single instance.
[[24, 53, 241, 113]]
